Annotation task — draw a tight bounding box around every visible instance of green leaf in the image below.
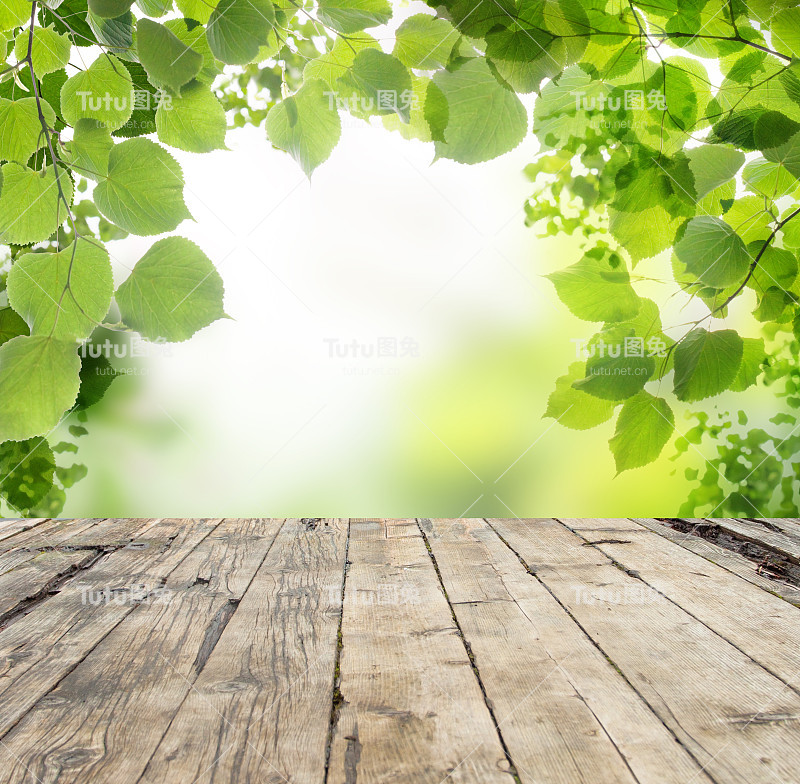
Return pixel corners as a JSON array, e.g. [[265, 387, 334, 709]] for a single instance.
[[116, 237, 226, 342], [175, 0, 212, 23], [77, 354, 118, 408], [137, 0, 173, 15], [0, 97, 56, 165], [0, 0, 29, 32], [61, 55, 134, 132], [609, 392, 674, 473], [338, 49, 412, 122], [432, 58, 527, 164], [317, 0, 391, 34], [674, 217, 751, 288], [608, 204, 684, 264], [94, 138, 192, 235], [164, 19, 221, 85], [14, 26, 72, 78], [303, 33, 378, 89], [485, 24, 563, 94], [544, 361, 616, 430], [743, 158, 800, 199], [730, 337, 766, 392], [113, 62, 158, 138], [66, 119, 114, 180], [749, 245, 798, 291], [7, 241, 113, 340], [0, 308, 29, 347], [88, 10, 136, 60], [156, 81, 227, 153], [207, 0, 276, 65], [770, 8, 800, 58], [137, 18, 203, 95], [0, 336, 81, 441], [686, 145, 745, 199], [547, 246, 641, 322], [57, 463, 88, 488], [393, 14, 456, 70], [762, 130, 800, 180], [0, 164, 74, 246], [267, 79, 341, 176], [673, 328, 744, 402], [573, 329, 655, 401], [0, 438, 56, 510], [88, 0, 135, 18]]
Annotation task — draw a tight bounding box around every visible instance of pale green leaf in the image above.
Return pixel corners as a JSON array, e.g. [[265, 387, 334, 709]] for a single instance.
[[730, 337, 766, 392], [609, 392, 674, 473], [547, 246, 641, 322], [267, 79, 341, 176], [116, 236, 226, 342], [0, 98, 56, 165], [393, 14, 456, 70], [673, 328, 743, 402], [317, 0, 391, 34], [88, 0, 135, 18], [0, 336, 81, 441], [207, 0, 276, 65], [61, 55, 134, 132], [14, 26, 72, 78], [544, 361, 616, 430], [0, 163, 74, 246], [94, 138, 191, 235], [0, 0, 29, 32], [156, 81, 227, 153], [337, 49, 412, 122], [433, 58, 527, 164], [7, 240, 113, 340], [302, 33, 378, 89], [674, 217, 750, 288], [66, 119, 113, 180], [137, 18, 203, 95], [686, 145, 745, 199]]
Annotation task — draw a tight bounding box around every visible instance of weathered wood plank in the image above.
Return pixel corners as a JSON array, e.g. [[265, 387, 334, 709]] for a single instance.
[[0, 518, 101, 552], [425, 518, 712, 784], [631, 518, 800, 605], [0, 520, 48, 544], [559, 518, 800, 691], [0, 518, 221, 738], [746, 519, 800, 545], [710, 518, 800, 563], [328, 519, 515, 784], [140, 518, 347, 784], [0, 549, 98, 625], [0, 518, 280, 784], [489, 518, 800, 784]]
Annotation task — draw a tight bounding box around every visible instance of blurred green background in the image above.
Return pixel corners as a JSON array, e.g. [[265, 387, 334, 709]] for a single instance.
[[58, 119, 771, 517]]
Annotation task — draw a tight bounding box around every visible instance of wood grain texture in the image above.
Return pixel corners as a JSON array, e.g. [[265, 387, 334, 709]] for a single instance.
[[490, 518, 800, 784], [0, 549, 97, 624], [710, 518, 800, 563], [424, 518, 712, 784], [560, 518, 800, 690], [0, 518, 220, 738], [631, 518, 800, 605], [0, 519, 279, 784], [328, 519, 515, 784], [0, 520, 48, 544], [139, 518, 347, 784], [1, 516, 799, 784]]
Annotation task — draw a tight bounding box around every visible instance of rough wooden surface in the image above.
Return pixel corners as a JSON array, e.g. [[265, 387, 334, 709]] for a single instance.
[[0, 517, 798, 784]]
